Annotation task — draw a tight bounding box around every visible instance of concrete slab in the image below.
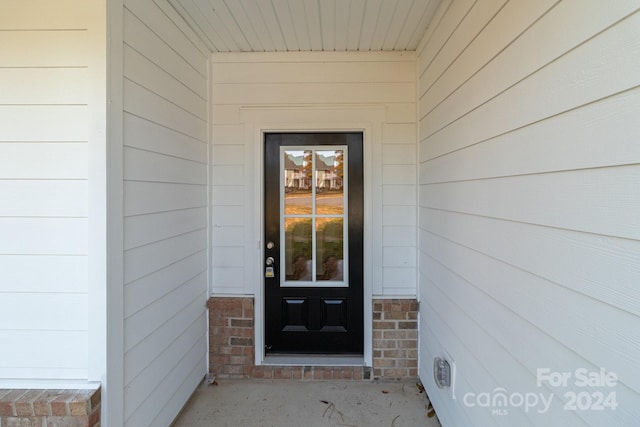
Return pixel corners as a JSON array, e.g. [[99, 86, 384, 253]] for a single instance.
[[172, 379, 441, 427]]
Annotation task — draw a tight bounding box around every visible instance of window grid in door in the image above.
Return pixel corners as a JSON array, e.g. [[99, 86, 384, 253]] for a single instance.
[[280, 146, 348, 288]]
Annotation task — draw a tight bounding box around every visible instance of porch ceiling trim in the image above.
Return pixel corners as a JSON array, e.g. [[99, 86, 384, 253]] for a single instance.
[[168, 0, 441, 53]]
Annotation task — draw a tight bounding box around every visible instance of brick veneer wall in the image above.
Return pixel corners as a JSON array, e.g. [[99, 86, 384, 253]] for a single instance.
[[0, 388, 100, 427], [208, 297, 255, 378], [252, 366, 372, 381], [372, 299, 419, 379], [209, 296, 418, 380]]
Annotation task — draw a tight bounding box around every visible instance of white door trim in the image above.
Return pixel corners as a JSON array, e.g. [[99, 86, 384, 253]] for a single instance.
[[244, 106, 386, 368]]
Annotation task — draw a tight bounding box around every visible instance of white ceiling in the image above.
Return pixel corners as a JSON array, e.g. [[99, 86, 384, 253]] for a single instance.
[[169, 0, 441, 53]]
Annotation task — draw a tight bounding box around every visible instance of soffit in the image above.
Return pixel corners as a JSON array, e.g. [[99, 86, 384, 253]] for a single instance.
[[169, 0, 441, 52]]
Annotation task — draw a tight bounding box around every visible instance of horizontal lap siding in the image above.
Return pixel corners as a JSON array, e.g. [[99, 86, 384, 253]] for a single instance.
[[210, 52, 417, 297], [0, 0, 90, 381], [122, 1, 208, 426], [417, 1, 640, 426]]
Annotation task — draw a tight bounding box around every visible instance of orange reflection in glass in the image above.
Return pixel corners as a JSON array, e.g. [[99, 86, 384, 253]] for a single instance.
[[315, 218, 344, 281], [315, 150, 344, 215], [284, 150, 312, 214], [284, 218, 312, 281]]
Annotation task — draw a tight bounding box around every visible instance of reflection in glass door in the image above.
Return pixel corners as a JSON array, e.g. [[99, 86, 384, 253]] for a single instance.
[[282, 147, 347, 287]]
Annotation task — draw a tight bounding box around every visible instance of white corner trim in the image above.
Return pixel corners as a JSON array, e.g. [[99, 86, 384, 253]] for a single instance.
[[105, 0, 125, 426]]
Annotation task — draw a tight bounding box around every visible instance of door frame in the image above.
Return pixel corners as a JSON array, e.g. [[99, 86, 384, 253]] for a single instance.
[[252, 121, 377, 367], [264, 133, 364, 354]]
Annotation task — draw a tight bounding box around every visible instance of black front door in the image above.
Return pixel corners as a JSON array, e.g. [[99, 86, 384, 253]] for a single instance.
[[264, 132, 363, 354]]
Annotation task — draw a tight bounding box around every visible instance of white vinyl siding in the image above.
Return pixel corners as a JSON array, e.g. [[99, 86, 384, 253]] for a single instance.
[[210, 51, 417, 297], [121, 1, 209, 426], [0, 0, 90, 381], [417, 1, 640, 426]]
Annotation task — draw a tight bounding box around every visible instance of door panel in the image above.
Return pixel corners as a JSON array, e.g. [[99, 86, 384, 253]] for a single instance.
[[264, 132, 363, 354]]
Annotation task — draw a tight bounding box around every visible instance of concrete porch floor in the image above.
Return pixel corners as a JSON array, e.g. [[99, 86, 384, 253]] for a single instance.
[[172, 379, 442, 427]]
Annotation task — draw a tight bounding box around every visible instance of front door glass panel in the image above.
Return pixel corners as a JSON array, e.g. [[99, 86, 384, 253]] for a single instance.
[[315, 150, 344, 214], [284, 150, 312, 214], [281, 147, 347, 287]]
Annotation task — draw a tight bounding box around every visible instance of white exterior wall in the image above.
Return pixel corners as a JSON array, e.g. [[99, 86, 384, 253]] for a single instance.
[[119, 1, 209, 426], [0, 0, 100, 384], [210, 51, 418, 298], [417, 1, 640, 426]]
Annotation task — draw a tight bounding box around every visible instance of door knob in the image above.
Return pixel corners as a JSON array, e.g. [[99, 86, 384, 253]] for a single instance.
[[265, 257, 275, 266]]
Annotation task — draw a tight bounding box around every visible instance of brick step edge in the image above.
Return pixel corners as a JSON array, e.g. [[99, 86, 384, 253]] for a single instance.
[[0, 388, 100, 421]]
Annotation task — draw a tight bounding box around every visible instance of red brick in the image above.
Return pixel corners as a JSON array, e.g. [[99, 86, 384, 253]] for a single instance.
[[15, 389, 45, 417], [89, 404, 101, 427], [405, 330, 418, 340], [89, 389, 100, 413], [229, 337, 252, 346], [209, 334, 227, 345], [210, 355, 227, 365], [398, 340, 417, 349], [373, 339, 397, 349], [383, 349, 406, 359], [0, 390, 28, 416], [281, 369, 292, 380], [398, 321, 417, 330], [401, 302, 413, 312], [230, 318, 253, 327], [311, 369, 323, 380], [33, 390, 61, 416], [229, 356, 248, 365], [50, 391, 76, 417], [303, 369, 312, 380], [323, 369, 332, 380], [223, 308, 243, 318], [382, 330, 406, 339], [219, 346, 234, 355], [53, 391, 75, 414], [291, 369, 302, 380], [383, 311, 407, 320], [44, 415, 91, 427], [68, 395, 91, 417], [375, 358, 396, 368], [223, 365, 244, 375], [389, 302, 402, 312], [373, 321, 395, 330], [381, 368, 408, 378], [3, 416, 44, 427], [397, 359, 418, 368], [226, 327, 247, 337]]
